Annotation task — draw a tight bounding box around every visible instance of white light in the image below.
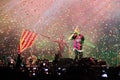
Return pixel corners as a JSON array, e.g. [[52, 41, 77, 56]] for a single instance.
[[102, 70, 105, 72], [33, 67, 36, 70], [33, 73, 36, 76], [44, 68, 48, 72], [58, 67, 61, 70], [21, 64, 24, 67], [101, 73, 108, 78], [43, 63, 46, 66], [62, 68, 66, 71], [58, 72, 61, 75], [11, 61, 13, 64]]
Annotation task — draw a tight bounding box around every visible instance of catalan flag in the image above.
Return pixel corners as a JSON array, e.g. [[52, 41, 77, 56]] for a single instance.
[[18, 29, 38, 53]]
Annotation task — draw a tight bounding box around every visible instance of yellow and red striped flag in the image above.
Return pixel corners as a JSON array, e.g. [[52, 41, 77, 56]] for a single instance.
[[18, 29, 38, 53]]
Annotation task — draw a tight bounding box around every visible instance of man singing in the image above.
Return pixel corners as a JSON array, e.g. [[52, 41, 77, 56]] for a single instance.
[[70, 32, 85, 62]]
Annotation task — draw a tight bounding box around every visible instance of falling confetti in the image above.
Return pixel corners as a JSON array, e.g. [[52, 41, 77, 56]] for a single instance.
[[0, 0, 120, 66]]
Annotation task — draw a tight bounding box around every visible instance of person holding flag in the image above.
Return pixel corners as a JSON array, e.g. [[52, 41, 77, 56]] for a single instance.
[[16, 29, 38, 68], [69, 26, 85, 62]]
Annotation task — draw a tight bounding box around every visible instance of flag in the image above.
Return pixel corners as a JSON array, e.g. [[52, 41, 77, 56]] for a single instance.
[[18, 29, 38, 53]]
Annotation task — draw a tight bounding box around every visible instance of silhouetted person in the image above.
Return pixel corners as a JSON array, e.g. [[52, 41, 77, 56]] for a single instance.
[[16, 53, 22, 69]]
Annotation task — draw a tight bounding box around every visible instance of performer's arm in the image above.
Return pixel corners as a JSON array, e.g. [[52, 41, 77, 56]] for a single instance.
[[64, 41, 71, 54]]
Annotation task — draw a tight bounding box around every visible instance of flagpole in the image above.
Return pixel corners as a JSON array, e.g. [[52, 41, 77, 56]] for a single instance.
[[39, 34, 50, 39]]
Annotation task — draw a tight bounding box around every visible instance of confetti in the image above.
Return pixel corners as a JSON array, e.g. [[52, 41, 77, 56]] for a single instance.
[[0, 0, 120, 66]]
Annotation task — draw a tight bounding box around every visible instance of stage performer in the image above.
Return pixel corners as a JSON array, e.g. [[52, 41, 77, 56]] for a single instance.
[[40, 34, 71, 60], [70, 32, 85, 62]]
